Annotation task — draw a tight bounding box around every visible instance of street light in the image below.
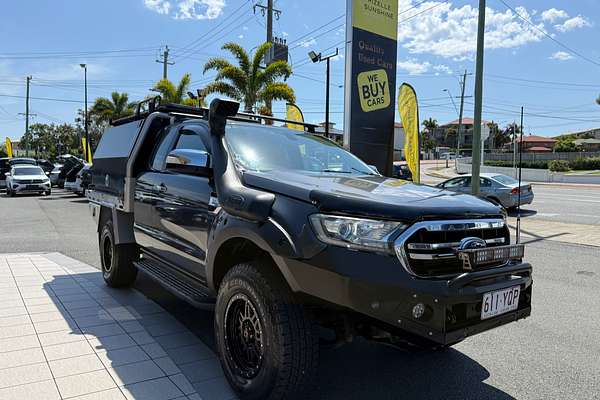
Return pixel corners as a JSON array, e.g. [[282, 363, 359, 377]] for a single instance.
[[80, 64, 89, 162], [308, 48, 338, 138]]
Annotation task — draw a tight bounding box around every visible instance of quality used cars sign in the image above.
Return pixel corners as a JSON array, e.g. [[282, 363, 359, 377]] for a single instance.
[[344, 0, 398, 176]]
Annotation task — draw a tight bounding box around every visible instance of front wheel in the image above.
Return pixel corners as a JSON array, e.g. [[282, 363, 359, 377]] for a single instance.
[[215, 262, 319, 400], [99, 220, 138, 287]]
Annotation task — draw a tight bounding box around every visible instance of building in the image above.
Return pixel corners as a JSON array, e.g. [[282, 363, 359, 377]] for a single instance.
[[393, 122, 404, 160], [315, 122, 344, 143], [561, 127, 600, 139], [429, 117, 493, 154], [574, 138, 600, 152], [505, 135, 557, 152]]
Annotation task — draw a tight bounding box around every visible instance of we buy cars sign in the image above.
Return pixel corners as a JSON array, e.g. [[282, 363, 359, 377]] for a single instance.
[[344, 0, 398, 176]]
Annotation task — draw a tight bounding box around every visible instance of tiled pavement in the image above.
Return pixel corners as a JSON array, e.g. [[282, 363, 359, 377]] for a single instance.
[[0, 252, 237, 400]]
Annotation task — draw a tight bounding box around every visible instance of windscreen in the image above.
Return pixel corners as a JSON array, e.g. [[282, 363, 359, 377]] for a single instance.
[[13, 167, 44, 175], [225, 125, 374, 175]]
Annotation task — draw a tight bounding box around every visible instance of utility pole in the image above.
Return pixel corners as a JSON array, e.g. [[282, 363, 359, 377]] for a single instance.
[[25, 76, 31, 157], [457, 70, 468, 158], [255, 0, 281, 113], [80, 64, 89, 162], [156, 46, 174, 80], [471, 0, 486, 195]]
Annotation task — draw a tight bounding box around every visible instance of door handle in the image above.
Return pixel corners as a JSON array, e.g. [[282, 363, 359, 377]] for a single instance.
[[155, 183, 167, 193]]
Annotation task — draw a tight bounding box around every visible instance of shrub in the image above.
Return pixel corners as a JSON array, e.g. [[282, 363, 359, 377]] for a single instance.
[[569, 157, 600, 170], [484, 160, 549, 169], [548, 160, 570, 172]]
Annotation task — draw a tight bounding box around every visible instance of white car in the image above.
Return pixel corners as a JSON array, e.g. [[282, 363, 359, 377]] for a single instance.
[[5, 165, 51, 197]]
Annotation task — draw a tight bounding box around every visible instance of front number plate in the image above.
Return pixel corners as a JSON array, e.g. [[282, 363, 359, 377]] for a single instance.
[[481, 286, 520, 320]]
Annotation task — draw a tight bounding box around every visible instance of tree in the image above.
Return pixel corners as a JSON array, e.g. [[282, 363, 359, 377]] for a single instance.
[[202, 42, 295, 112], [554, 137, 579, 152], [152, 73, 199, 106], [0, 143, 7, 158], [19, 123, 81, 160], [91, 92, 136, 122], [421, 117, 438, 132]]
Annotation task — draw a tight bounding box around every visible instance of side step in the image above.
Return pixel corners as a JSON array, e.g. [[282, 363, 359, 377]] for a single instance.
[[134, 258, 216, 310]]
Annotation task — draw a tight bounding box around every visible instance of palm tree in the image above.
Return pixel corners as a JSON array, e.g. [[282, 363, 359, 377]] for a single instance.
[[91, 92, 136, 122], [202, 42, 295, 112], [152, 73, 202, 106], [422, 117, 438, 132]]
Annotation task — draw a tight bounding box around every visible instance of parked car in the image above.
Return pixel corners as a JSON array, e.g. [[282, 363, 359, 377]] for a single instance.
[[5, 165, 51, 196], [436, 173, 534, 209], [70, 164, 92, 196], [88, 99, 532, 400], [49, 164, 63, 186], [392, 162, 413, 181], [58, 157, 84, 189], [36, 159, 55, 174], [64, 163, 85, 192], [9, 157, 37, 167], [0, 158, 9, 190]]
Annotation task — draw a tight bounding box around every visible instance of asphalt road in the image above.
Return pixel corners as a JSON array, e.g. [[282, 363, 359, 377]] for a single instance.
[[420, 162, 600, 226], [1, 189, 599, 399]]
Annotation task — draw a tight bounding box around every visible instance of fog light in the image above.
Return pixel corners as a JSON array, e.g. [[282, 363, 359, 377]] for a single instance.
[[412, 303, 425, 319]]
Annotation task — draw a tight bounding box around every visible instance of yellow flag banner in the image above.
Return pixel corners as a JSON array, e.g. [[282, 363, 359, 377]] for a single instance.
[[5, 137, 13, 158], [398, 83, 420, 183], [82, 137, 93, 164], [286, 103, 305, 131]]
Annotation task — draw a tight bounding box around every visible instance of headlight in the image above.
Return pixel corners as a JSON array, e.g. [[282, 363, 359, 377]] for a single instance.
[[309, 214, 406, 253]]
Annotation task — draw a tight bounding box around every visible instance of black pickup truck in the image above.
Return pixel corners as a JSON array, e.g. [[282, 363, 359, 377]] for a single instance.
[[88, 98, 532, 400]]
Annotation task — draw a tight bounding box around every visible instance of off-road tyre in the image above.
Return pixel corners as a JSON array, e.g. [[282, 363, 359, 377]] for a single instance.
[[215, 262, 319, 400], [99, 220, 138, 287]]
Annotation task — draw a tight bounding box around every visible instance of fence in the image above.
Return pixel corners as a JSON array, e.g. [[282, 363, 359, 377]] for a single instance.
[[456, 157, 600, 184], [485, 151, 600, 162]]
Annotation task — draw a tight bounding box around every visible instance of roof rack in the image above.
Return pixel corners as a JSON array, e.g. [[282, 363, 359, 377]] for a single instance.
[[110, 96, 318, 133]]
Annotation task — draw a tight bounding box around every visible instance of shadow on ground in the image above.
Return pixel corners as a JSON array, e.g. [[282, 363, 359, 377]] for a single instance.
[[133, 275, 514, 400]]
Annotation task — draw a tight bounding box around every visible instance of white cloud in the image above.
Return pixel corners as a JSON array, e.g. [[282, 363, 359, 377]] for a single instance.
[[298, 38, 317, 48], [397, 58, 452, 75], [144, 0, 171, 15], [549, 51, 573, 61], [397, 59, 431, 75], [554, 15, 591, 32], [395, 2, 590, 61], [144, 0, 225, 20], [541, 8, 568, 23], [238, 34, 244, 39]]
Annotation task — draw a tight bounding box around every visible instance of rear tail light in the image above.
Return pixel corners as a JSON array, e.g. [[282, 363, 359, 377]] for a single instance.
[[511, 187, 520, 195]]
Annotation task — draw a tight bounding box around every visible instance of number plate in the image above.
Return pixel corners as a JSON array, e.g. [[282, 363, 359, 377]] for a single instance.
[[481, 286, 520, 320]]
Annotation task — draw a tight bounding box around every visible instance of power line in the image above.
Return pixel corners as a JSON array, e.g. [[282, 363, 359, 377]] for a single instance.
[[0, 93, 84, 103], [496, 0, 600, 68]]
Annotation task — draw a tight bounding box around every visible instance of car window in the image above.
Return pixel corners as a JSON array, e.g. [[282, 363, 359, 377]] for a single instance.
[[444, 178, 465, 188], [150, 127, 178, 171], [493, 175, 518, 185], [175, 130, 206, 152], [481, 178, 492, 187]]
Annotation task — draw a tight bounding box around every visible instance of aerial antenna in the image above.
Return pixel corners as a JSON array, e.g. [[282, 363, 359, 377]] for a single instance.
[[516, 106, 524, 244]]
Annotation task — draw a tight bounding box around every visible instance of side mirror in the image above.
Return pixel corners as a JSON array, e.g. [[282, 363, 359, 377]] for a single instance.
[[166, 149, 212, 177]]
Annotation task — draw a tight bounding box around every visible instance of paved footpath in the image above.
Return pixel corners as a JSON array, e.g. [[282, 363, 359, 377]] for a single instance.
[[0, 252, 236, 400]]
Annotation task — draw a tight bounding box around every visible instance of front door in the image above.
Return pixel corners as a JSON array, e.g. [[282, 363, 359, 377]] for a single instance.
[[145, 126, 213, 280]]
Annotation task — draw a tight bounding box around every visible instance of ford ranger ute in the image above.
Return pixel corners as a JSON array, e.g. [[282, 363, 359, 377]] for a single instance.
[[88, 98, 532, 400]]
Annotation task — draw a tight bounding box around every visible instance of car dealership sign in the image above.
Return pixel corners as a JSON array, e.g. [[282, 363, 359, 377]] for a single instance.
[[344, 0, 398, 176]]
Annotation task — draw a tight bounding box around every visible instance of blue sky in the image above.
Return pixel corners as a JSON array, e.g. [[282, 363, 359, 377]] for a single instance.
[[1, 0, 599, 141]]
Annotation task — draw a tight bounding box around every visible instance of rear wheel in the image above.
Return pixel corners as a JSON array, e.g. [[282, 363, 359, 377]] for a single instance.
[[99, 220, 138, 287], [215, 262, 319, 400], [7, 188, 14, 197]]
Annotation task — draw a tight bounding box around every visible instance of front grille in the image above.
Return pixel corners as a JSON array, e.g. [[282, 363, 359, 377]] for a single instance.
[[16, 179, 45, 184], [395, 219, 510, 277]]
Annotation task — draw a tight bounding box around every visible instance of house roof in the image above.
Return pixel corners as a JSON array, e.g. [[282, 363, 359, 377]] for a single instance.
[[442, 117, 490, 126], [574, 138, 600, 145], [528, 146, 553, 152], [516, 135, 557, 143]]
